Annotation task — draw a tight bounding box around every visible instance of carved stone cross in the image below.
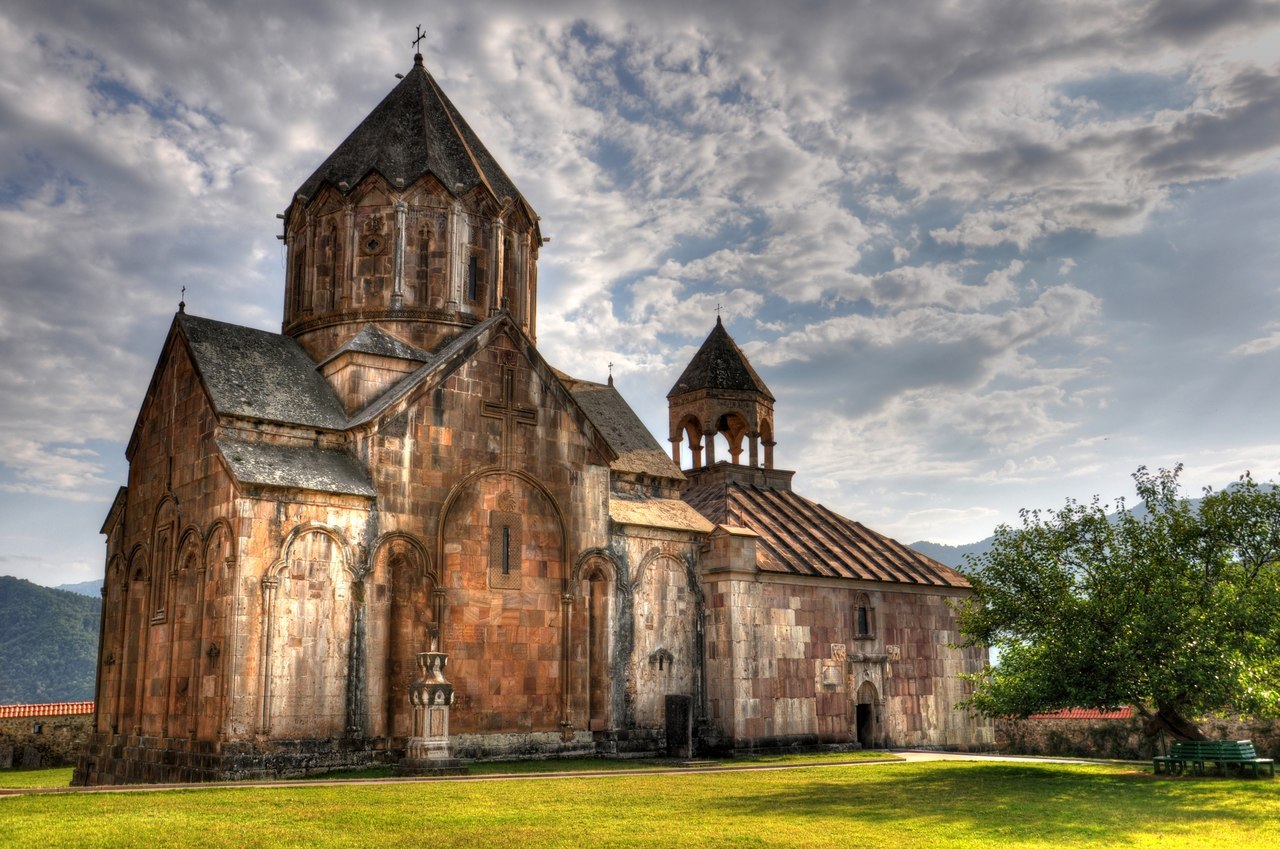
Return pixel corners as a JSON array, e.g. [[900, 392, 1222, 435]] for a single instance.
[[482, 366, 536, 466]]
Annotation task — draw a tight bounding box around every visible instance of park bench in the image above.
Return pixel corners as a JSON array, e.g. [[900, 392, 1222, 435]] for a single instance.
[[1153, 740, 1275, 777]]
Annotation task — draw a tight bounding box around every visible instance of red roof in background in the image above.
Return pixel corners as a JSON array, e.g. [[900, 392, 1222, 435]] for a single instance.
[[0, 702, 94, 719], [1028, 707, 1135, 720]]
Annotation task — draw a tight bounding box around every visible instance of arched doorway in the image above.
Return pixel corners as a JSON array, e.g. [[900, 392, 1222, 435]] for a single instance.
[[855, 680, 879, 749]]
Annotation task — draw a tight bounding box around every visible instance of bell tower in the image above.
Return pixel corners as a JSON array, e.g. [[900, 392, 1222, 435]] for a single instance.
[[667, 317, 776, 471], [281, 53, 542, 362]]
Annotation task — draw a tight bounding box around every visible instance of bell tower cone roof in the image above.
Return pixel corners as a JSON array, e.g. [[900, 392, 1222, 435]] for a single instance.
[[667, 317, 775, 400], [291, 54, 535, 220]]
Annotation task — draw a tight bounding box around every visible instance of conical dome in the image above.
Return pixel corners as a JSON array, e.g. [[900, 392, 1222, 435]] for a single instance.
[[281, 54, 542, 363]]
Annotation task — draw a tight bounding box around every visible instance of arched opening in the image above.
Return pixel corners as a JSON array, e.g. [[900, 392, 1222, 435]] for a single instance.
[[672, 415, 703, 469], [855, 680, 879, 748], [197, 522, 232, 742], [714, 411, 751, 465], [759, 418, 775, 469], [853, 592, 875, 640]]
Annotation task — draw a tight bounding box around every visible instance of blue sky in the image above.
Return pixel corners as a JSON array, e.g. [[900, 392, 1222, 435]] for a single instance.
[[2, 0, 1279, 587]]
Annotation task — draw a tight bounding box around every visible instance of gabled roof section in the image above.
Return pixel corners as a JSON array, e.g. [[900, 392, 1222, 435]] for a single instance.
[[318, 325, 434, 368], [179, 314, 347, 429], [682, 480, 969, 588], [293, 55, 532, 217], [348, 314, 613, 472], [560, 377, 683, 480], [668, 317, 774, 400], [215, 437, 375, 497]]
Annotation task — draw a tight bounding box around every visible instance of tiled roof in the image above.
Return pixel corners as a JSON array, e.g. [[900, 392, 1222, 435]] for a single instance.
[[683, 480, 969, 587], [0, 701, 94, 718], [293, 55, 532, 218], [179, 314, 348, 430], [668, 318, 774, 400], [1028, 707, 1136, 720], [563, 378, 684, 480]]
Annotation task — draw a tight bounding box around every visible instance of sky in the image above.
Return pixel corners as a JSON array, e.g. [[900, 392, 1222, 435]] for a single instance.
[[2, 0, 1280, 588]]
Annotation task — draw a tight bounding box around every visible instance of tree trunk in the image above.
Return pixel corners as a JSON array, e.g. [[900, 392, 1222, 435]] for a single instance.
[[1141, 704, 1205, 741]]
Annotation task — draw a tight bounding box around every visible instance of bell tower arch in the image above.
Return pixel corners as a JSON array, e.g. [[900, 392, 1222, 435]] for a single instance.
[[667, 317, 776, 471]]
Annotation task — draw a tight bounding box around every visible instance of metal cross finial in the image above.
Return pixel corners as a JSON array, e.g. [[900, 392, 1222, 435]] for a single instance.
[[179, 286, 187, 314], [412, 25, 426, 54], [715, 303, 722, 316]]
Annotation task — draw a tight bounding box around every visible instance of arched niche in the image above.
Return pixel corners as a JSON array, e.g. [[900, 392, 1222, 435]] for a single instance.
[[437, 469, 568, 735], [370, 532, 436, 738], [575, 550, 619, 732], [261, 525, 356, 739]]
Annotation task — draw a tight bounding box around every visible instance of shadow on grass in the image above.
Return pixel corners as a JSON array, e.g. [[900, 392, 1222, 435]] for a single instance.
[[705, 762, 1279, 844]]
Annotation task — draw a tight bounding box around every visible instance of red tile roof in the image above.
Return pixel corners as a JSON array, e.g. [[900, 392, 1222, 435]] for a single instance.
[[0, 702, 94, 719], [683, 480, 970, 588], [1028, 707, 1135, 720]]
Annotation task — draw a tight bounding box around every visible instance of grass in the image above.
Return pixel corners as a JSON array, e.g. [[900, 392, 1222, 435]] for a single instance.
[[1, 760, 1277, 848], [0, 766, 74, 789]]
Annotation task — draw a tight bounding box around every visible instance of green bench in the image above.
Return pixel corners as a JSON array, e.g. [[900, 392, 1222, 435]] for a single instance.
[[1153, 740, 1275, 777]]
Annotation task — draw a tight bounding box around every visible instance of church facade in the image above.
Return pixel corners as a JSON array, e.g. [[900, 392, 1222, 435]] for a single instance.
[[76, 55, 991, 785]]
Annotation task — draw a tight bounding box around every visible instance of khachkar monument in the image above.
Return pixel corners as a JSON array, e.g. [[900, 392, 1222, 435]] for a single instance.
[[76, 37, 991, 787]]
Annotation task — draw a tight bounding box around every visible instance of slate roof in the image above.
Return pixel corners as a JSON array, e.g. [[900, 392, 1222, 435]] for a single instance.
[[682, 480, 969, 588], [668, 317, 774, 400], [562, 378, 684, 479], [293, 54, 531, 215], [319, 325, 434, 368], [179, 314, 348, 429], [215, 437, 375, 497]]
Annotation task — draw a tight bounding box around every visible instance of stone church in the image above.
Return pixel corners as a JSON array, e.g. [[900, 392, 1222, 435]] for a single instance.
[[77, 53, 991, 785]]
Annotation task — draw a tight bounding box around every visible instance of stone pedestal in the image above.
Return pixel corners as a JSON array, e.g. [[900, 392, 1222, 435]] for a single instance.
[[396, 650, 467, 775]]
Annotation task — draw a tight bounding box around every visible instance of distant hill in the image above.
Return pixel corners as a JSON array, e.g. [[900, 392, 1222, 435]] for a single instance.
[[56, 579, 103, 597], [57, 578, 103, 596], [0, 576, 100, 704], [909, 537, 994, 572]]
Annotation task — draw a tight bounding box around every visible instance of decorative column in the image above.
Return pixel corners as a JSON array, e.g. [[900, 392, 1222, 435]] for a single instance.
[[397, 648, 466, 775]]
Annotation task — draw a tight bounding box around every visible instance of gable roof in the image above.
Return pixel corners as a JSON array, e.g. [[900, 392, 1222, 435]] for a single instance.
[[668, 317, 774, 400], [683, 480, 969, 588], [292, 54, 532, 219], [178, 314, 347, 429], [560, 377, 683, 480], [318, 324, 434, 368]]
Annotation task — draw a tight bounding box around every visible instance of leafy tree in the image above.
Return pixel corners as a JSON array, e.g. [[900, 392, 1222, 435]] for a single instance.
[[958, 466, 1280, 740]]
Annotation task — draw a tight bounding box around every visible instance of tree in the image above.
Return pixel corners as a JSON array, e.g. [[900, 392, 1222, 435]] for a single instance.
[[958, 465, 1280, 740]]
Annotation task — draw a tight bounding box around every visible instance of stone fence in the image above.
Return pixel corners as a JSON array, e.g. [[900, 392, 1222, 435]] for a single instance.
[[0, 702, 95, 768], [996, 708, 1280, 760]]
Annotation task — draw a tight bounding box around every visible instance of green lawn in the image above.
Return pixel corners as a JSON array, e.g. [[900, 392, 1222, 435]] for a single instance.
[[1, 760, 1277, 848]]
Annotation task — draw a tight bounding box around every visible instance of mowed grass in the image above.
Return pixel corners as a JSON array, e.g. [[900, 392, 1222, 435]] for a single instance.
[[2, 760, 1278, 848]]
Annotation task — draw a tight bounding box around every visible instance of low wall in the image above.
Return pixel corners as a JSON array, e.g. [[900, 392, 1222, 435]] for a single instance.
[[0, 702, 95, 768], [997, 715, 1280, 760]]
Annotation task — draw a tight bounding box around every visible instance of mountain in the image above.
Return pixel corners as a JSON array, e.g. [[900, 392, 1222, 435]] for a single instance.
[[909, 537, 994, 572], [57, 579, 103, 597], [0, 576, 101, 704]]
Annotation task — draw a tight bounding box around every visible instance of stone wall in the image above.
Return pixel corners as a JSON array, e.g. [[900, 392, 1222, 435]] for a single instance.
[[0, 711, 93, 768], [702, 569, 993, 752], [997, 716, 1280, 760]]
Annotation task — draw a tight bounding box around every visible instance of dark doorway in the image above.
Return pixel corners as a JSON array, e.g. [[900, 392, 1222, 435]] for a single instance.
[[665, 694, 693, 758], [856, 703, 873, 748]]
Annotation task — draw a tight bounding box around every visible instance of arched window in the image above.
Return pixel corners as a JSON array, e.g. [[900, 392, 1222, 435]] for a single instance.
[[854, 592, 875, 640]]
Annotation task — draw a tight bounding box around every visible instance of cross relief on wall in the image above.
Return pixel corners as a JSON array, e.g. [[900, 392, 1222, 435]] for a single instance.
[[481, 362, 536, 468]]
